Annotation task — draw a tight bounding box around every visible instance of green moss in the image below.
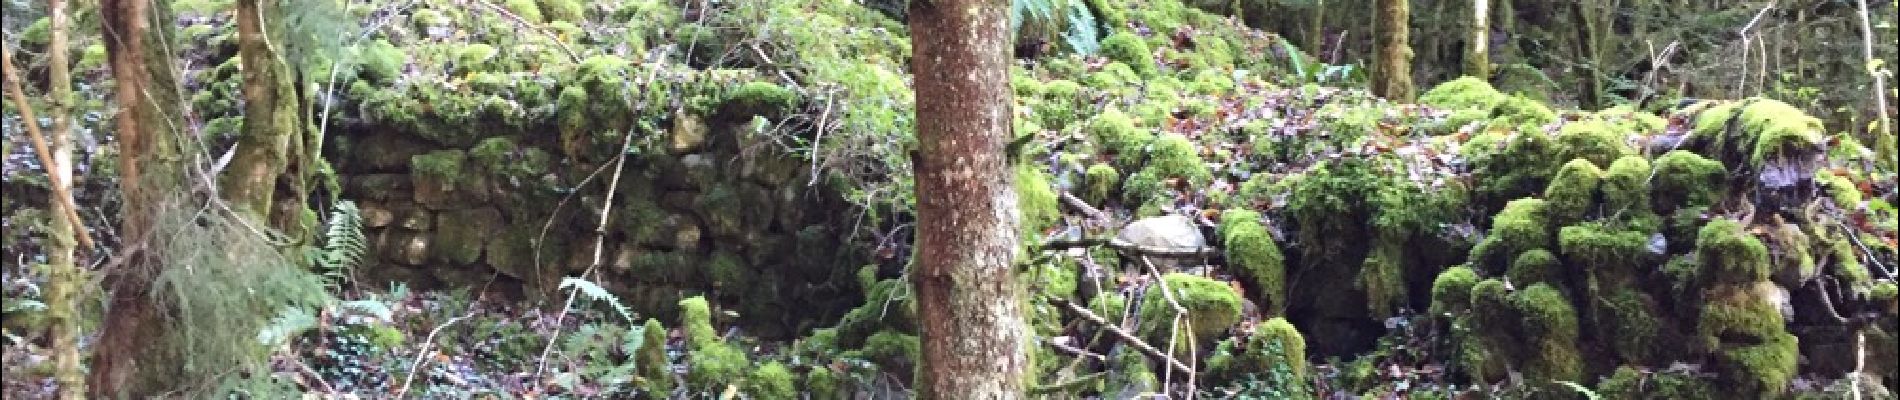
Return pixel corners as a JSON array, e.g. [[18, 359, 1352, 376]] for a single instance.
[[1559, 223, 1650, 283], [1543, 159, 1603, 226], [1651, 150, 1727, 212], [707, 252, 752, 291], [1221, 209, 1287, 315], [637, 318, 673, 393], [504, 0, 545, 22], [745, 361, 796, 400], [1429, 266, 1480, 314], [1038, 79, 1084, 128], [78, 44, 108, 70], [454, 43, 499, 74], [411, 150, 469, 186], [1470, 198, 1552, 273], [1205, 317, 1307, 384], [356, 39, 405, 84], [856, 331, 919, 376], [1736, 99, 1826, 167], [1817, 170, 1863, 206], [1697, 219, 1772, 284], [1553, 119, 1633, 170], [686, 343, 747, 392], [1595, 365, 1716, 399], [1716, 331, 1799, 398], [1698, 284, 1788, 347], [1017, 164, 1061, 235], [1100, 32, 1155, 77], [1189, 68, 1235, 96], [1506, 249, 1561, 288], [1420, 77, 1507, 111], [1086, 0, 1128, 29], [1491, 95, 1557, 128], [721, 81, 798, 120], [1597, 105, 1668, 136], [1514, 283, 1583, 384], [1601, 156, 1652, 215], [1139, 273, 1243, 347], [539, 0, 586, 23], [1598, 289, 1665, 364], [1124, 134, 1210, 203], [679, 296, 720, 349], [1082, 163, 1121, 205], [805, 366, 840, 400]]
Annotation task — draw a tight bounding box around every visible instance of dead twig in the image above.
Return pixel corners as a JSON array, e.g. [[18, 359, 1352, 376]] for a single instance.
[[1041, 237, 1222, 259], [1047, 297, 1195, 376]]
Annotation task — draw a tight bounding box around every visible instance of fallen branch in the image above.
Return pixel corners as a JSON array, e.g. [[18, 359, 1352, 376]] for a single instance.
[[1060, 191, 1109, 221], [1, 46, 94, 250], [1045, 337, 1107, 363], [1029, 371, 1108, 395], [1048, 297, 1195, 376], [1041, 237, 1222, 259]]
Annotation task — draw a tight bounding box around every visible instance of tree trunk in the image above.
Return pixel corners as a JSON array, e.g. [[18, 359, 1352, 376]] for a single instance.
[[90, 0, 187, 396], [44, 0, 85, 396], [227, 0, 302, 224], [1372, 0, 1415, 101], [906, 0, 1029, 397], [1569, 0, 1603, 109], [1855, 0, 1896, 169], [1466, 0, 1492, 79]]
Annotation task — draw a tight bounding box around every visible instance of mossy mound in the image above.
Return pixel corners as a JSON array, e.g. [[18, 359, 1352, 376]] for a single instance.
[[1138, 273, 1244, 350]]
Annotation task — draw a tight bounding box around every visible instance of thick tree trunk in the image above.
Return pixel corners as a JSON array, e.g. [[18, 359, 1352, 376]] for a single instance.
[[1372, 0, 1415, 101], [44, 0, 85, 396], [226, 0, 301, 223], [90, 0, 187, 396], [906, 0, 1029, 397], [1466, 0, 1492, 79]]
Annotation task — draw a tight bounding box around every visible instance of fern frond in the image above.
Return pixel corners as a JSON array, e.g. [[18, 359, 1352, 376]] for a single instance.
[[560, 277, 636, 323], [315, 200, 367, 283]]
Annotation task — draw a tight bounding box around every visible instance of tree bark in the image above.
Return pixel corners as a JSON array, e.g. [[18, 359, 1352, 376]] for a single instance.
[[907, 0, 1029, 397], [90, 0, 187, 396], [1372, 0, 1415, 101], [227, 0, 302, 224], [44, 0, 85, 396], [1855, 0, 1896, 169], [1466, 0, 1492, 79], [1570, 0, 1604, 109]]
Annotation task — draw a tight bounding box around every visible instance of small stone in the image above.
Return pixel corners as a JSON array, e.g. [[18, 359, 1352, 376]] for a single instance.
[[395, 233, 430, 266], [360, 202, 396, 228], [670, 111, 710, 154]]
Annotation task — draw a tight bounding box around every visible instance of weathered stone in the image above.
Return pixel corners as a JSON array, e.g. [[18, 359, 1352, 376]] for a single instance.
[[610, 243, 643, 275], [414, 173, 492, 210], [697, 185, 746, 239], [433, 207, 503, 265], [347, 131, 434, 171], [774, 185, 807, 230], [399, 209, 434, 231], [740, 149, 803, 188], [390, 231, 431, 266], [671, 214, 706, 253], [660, 190, 698, 212], [360, 201, 397, 228], [738, 183, 776, 232], [344, 174, 414, 202], [670, 110, 710, 154], [1115, 215, 1207, 271]]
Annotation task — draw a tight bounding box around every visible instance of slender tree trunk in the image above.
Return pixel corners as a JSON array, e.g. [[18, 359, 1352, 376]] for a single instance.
[[906, 0, 1028, 397], [1372, 0, 1415, 101], [227, 0, 300, 223], [1467, 0, 1492, 79], [1570, 1, 1603, 109], [90, 0, 187, 396], [44, 0, 85, 396], [1855, 0, 1896, 169], [1308, 0, 1326, 57]]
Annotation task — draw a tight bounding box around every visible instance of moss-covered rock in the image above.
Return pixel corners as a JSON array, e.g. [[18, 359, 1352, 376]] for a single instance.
[[1429, 266, 1480, 314], [1018, 164, 1061, 235], [1595, 365, 1717, 399], [1086, 108, 1152, 166], [1506, 248, 1562, 288], [1715, 331, 1799, 398], [1543, 159, 1603, 226], [1204, 317, 1306, 385], [1100, 32, 1155, 77], [636, 318, 673, 394], [1601, 156, 1652, 215], [745, 361, 796, 400], [1651, 150, 1727, 213], [680, 296, 720, 349], [1123, 134, 1210, 204], [1559, 223, 1650, 284], [720, 81, 798, 120], [1554, 119, 1634, 170], [1514, 283, 1583, 386], [1083, 163, 1121, 205], [1598, 289, 1667, 365], [1469, 198, 1552, 273], [1221, 209, 1287, 315], [686, 342, 747, 392], [1139, 273, 1243, 348], [1696, 219, 1772, 284], [539, 0, 586, 23]]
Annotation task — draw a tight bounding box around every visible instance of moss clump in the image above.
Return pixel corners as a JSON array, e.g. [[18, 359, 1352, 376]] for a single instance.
[[1595, 365, 1716, 399], [1514, 283, 1583, 385], [1697, 219, 1772, 284], [1554, 119, 1633, 170], [1138, 273, 1243, 347], [411, 150, 469, 186], [1816, 170, 1863, 206], [1038, 79, 1084, 128], [1204, 317, 1307, 384], [504, 0, 544, 22], [1716, 331, 1799, 398], [1559, 223, 1650, 282], [1100, 32, 1155, 77], [721, 81, 798, 120], [1419, 76, 1507, 111], [1598, 105, 1668, 135], [636, 319, 672, 394], [1651, 150, 1727, 212], [357, 39, 405, 84], [1697, 284, 1788, 347], [852, 331, 919, 377], [1221, 209, 1287, 315], [1017, 164, 1061, 235], [686, 342, 747, 392], [1598, 289, 1665, 364], [805, 366, 840, 400], [1429, 266, 1480, 314], [1543, 158, 1603, 226], [1082, 163, 1121, 205], [454, 43, 499, 74], [707, 252, 752, 291], [1491, 95, 1558, 128], [1086, 108, 1152, 164], [1736, 99, 1826, 167], [539, 0, 586, 23], [1469, 198, 1552, 273], [1601, 156, 1652, 215], [679, 296, 720, 349], [1123, 134, 1209, 204], [745, 361, 796, 400], [1506, 248, 1562, 288]]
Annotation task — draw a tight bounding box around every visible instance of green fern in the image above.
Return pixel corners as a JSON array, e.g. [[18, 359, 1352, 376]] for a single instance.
[[1061, 0, 1100, 54], [312, 200, 367, 285], [560, 277, 636, 323], [1557, 380, 1604, 400]]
